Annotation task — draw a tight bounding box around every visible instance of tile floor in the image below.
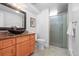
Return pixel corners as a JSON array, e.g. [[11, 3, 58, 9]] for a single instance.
[[32, 46, 70, 56]]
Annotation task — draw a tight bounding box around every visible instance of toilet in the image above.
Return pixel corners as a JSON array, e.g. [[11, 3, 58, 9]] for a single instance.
[[35, 34, 46, 50], [36, 39, 46, 50]]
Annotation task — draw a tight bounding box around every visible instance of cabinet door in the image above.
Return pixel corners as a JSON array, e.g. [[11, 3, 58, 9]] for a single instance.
[[16, 42, 29, 56], [29, 34, 35, 53], [2, 46, 15, 56]]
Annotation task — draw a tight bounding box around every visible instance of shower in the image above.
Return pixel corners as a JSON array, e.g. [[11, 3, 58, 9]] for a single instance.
[[49, 4, 68, 48]]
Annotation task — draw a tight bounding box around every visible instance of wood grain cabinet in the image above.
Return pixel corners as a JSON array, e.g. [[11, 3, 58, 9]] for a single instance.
[[16, 42, 29, 56], [1, 46, 16, 56], [16, 34, 35, 56], [2, 38, 15, 49], [29, 34, 35, 53], [16, 35, 29, 56], [16, 35, 29, 44], [0, 33, 35, 56]]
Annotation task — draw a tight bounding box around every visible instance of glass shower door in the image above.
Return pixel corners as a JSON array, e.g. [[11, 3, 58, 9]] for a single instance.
[[49, 14, 67, 48]]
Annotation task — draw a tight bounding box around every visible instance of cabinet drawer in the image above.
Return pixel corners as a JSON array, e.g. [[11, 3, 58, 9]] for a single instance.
[[2, 38, 15, 48], [16, 36, 29, 44]]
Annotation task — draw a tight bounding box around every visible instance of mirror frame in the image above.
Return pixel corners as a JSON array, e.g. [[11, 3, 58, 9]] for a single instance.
[[0, 3, 26, 30]]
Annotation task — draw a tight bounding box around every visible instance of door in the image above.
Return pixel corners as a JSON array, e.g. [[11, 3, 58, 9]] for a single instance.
[[49, 14, 67, 48]]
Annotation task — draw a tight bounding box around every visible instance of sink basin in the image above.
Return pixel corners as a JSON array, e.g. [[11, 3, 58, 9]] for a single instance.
[[8, 28, 25, 35]]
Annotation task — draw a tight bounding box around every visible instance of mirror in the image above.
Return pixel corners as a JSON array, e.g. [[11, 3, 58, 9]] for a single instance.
[[0, 3, 26, 30]]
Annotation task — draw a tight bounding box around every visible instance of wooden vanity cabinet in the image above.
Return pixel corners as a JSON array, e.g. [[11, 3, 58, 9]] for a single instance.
[[0, 33, 35, 56], [16, 34, 35, 56]]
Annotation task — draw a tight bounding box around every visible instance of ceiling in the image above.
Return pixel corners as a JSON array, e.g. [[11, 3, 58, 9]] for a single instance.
[[31, 3, 68, 13]]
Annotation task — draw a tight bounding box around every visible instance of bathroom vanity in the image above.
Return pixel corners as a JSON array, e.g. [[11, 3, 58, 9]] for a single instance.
[[0, 32, 35, 56], [0, 3, 35, 56]]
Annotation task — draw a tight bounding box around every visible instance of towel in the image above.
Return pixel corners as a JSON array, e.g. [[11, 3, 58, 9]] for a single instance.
[[67, 22, 74, 36]]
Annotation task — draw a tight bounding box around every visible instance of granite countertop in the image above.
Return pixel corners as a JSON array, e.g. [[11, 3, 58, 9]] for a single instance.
[[0, 32, 35, 40]]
